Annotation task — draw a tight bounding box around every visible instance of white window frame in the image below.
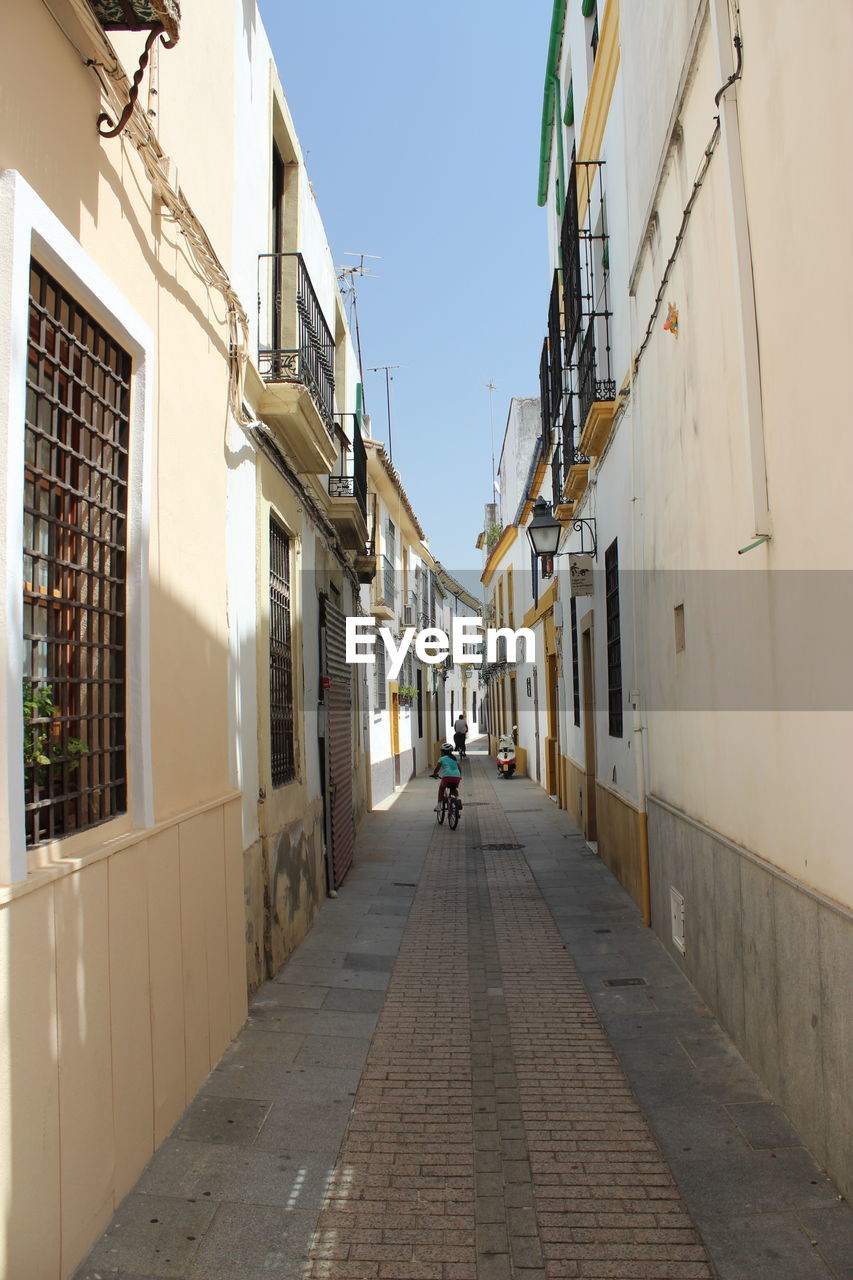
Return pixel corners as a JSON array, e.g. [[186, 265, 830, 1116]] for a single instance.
[[0, 169, 154, 881]]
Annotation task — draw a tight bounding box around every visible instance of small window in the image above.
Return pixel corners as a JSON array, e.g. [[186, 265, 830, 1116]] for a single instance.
[[674, 603, 686, 653], [605, 538, 623, 738], [23, 261, 131, 845], [269, 516, 296, 786]]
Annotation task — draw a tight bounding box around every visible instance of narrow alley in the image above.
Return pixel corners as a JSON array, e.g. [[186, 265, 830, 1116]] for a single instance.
[[75, 744, 852, 1280]]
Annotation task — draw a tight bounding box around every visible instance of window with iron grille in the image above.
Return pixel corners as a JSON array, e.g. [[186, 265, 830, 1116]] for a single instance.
[[375, 640, 387, 711], [384, 518, 396, 609], [269, 515, 296, 786], [605, 539, 623, 737], [23, 261, 130, 846], [570, 597, 581, 727]]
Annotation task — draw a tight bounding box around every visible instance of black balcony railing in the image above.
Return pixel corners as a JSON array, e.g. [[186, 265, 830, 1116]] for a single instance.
[[578, 316, 616, 433], [547, 271, 563, 441], [258, 252, 335, 435], [551, 443, 564, 507], [561, 160, 583, 360], [539, 336, 552, 446], [328, 415, 368, 520], [562, 395, 589, 471]]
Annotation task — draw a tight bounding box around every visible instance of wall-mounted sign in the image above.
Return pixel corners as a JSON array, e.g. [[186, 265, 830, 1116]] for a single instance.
[[570, 553, 594, 596]]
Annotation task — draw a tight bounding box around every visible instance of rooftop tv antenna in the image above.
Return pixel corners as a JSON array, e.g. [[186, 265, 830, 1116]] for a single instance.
[[337, 252, 380, 386], [486, 381, 498, 503], [368, 365, 401, 464]]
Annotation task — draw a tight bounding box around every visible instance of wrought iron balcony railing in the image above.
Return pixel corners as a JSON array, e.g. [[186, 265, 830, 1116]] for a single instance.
[[258, 252, 335, 435], [577, 315, 616, 434], [547, 270, 563, 444], [539, 336, 552, 446], [551, 443, 564, 508], [328, 415, 368, 520], [560, 158, 610, 368], [561, 159, 583, 361]]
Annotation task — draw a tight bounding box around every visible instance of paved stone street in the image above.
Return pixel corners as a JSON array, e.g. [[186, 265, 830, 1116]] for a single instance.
[[75, 744, 852, 1280]]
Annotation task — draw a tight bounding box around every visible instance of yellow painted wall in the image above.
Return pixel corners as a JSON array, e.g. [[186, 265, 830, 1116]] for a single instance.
[[0, 4, 249, 1275], [0, 798, 245, 1278]]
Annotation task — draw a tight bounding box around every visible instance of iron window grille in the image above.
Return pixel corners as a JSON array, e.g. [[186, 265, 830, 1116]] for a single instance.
[[258, 252, 335, 435], [570, 597, 581, 727], [605, 539, 623, 738], [383, 519, 396, 609], [23, 260, 130, 847], [375, 641, 387, 711], [269, 516, 296, 786]]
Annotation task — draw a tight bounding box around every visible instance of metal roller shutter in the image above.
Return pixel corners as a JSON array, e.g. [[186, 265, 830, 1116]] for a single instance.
[[321, 596, 355, 888]]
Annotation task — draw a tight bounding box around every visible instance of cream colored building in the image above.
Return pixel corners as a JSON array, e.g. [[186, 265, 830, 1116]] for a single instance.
[[362, 439, 479, 805], [521, 0, 853, 1200], [0, 1, 371, 1275]]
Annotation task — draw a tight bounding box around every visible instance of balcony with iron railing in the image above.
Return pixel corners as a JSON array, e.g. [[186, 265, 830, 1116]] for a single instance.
[[577, 313, 616, 458], [559, 158, 617, 461], [370, 553, 397, 620], [327, 413, 369, 552], [257, 252, 338, 473], [539, 269, 566, 459]]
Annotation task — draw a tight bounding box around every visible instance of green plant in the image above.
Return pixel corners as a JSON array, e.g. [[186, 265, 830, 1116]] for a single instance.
[[397, 683, 419, 702], [23, 681, 88, 773], [485, 522, 502, 550]]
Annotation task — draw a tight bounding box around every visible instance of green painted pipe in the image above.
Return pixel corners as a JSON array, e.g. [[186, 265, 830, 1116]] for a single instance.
[[582, 0, 596, 17], [563, 80, 574, 127], [537, 0, 568, 207], [355, 380, 363, 429]]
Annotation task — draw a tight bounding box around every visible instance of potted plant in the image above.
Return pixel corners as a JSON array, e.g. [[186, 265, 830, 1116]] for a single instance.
[[23, 680, 88, 780]]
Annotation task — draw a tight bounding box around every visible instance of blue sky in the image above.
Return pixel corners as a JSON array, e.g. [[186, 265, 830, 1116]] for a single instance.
[[258, 0, 553, 570]]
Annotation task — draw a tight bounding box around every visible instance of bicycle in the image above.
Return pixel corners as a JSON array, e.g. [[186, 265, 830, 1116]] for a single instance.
[[436, 787, 462, 830]]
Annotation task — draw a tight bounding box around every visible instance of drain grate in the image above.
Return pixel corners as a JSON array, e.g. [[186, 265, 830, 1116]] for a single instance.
[[603, 977, 647, 987], [594, 928, 612, 934], [479, 842, 525, 851], [393, 882, 417, 888]]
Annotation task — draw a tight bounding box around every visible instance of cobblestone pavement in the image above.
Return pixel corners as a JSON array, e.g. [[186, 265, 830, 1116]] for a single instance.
[[75, 744, 852, 1280]]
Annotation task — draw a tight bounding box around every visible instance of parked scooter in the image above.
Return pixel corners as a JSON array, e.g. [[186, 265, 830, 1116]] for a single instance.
[[496, 728, 517, 779]]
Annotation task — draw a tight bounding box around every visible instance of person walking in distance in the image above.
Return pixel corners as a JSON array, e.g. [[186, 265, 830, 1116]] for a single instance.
[[453, 713, 469, 758], [432, 743, 462, 812]]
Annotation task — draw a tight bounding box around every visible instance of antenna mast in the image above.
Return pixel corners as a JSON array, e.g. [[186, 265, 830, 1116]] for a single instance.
[[337, 252, 379, 394], [368, 365, 401, 464], [486, 381, 498, 503]]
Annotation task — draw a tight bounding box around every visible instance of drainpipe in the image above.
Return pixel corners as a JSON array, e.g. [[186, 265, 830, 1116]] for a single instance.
[[709, 0, 770, 539]]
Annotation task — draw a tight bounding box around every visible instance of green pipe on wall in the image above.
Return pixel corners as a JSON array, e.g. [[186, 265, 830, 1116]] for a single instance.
[[582, 0, 596, 18]]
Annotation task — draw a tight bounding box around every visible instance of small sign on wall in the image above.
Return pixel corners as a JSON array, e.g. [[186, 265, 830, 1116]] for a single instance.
[[570, 554, 593, 596]]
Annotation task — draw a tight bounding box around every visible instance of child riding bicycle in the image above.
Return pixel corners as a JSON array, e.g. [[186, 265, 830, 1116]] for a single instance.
[[431, 742, 462, 813]]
